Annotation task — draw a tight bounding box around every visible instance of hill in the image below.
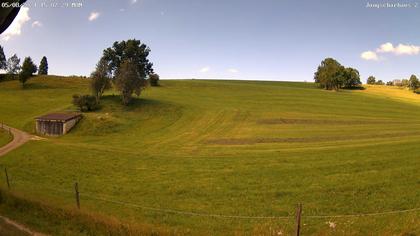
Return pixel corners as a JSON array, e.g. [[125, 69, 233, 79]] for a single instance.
[[0, 76, 419, 235]]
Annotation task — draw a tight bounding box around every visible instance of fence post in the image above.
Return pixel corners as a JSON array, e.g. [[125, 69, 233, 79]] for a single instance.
[[74, 182, 80, 209], [4, 168, 10, 190], [295, 203, 302, 236]]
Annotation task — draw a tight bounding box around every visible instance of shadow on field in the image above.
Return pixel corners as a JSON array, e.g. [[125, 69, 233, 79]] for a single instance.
[[100, 95, 167, 111], [23, 82, 54, 90]]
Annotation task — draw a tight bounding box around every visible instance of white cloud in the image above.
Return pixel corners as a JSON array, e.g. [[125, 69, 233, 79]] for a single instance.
[[1, 7, 30, 41], [363, 42, 420, 61], [199, 66, 210, 73], [131, 0, 138, 4], [228, 68, 239, 73], [393, 43, 420, 55], [377, 42, 394, 53], [88, 11, 100, 21], [361, 51, 378, 61], [376, 42, 420, 55], [31, 21, 42, 28]]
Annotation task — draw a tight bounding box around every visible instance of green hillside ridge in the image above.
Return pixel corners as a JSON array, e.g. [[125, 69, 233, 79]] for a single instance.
[[0, 76, 418, 235]]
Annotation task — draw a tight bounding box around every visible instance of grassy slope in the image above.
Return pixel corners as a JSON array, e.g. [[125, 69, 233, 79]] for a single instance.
[[0, 129, 12, 147], [0, 76, 419, 235]]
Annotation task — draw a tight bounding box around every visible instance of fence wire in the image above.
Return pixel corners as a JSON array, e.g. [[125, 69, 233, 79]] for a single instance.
[[2, 181, 420, 220], [45, 186, 420, 220]]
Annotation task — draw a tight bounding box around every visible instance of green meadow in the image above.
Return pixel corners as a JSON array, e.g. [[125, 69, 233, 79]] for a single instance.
[[0, 76, 419, 235], [0, 129, 12, 148]]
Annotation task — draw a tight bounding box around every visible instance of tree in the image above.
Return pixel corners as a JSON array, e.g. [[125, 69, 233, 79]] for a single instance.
[[72, 94, 98, 112], [408, 74, 419, 91], [149, 73, 160, 86], [342, 67, 361, 88], [101, 39, 153, 80], [19, 57, 37, 87], [38, 56, 48, 75], [367, 76, 376, 85], [90, 58, 112, 102], [386, 81, 393, 86], [101, 39, 153, 104], [6, 54, 20, 75], [314, 58, 344, 90], [375, 80, 384, 85], [0, 46, 6, 70], [401, 79, 409, 87], [115, 60, 147, 105]]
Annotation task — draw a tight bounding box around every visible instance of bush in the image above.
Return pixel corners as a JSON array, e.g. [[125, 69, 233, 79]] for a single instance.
[[149, 73, 160, 86], [0, 73, 18, 82], [375, 80, 384, 85], [72, 94, 98, 112]]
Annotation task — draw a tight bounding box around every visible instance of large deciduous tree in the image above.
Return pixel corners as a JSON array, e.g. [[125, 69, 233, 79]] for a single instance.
[[314, 58, 344, 90], [101, 39, 153, 105], [314, 58, 362, 90], [342, 67, 361, 89], [91, 58, 112, 102], [38, 56, 48, 75], [115, 60, 147, 105], [19, 57, 37, 87]]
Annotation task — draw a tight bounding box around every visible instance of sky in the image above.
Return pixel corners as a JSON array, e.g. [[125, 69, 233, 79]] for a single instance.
[[1, 0, 420, 82]]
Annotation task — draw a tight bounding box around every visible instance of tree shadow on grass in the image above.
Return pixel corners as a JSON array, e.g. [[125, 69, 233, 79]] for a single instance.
[[343, 86, 366, 90], [23, 81, 54, 90], [99, 95, 169, 111]]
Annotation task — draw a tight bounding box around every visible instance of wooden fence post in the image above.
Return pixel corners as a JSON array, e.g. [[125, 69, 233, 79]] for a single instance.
[[4, 168, 10, 190], [74, 182, 80, 209], [295, 203, 302, 236]]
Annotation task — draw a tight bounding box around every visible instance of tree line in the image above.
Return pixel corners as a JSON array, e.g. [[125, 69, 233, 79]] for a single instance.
[[367, 74, 420, 92], [73, 39, 160, 111], [0, 45, 48, 87], [314, 58, 362, 90]]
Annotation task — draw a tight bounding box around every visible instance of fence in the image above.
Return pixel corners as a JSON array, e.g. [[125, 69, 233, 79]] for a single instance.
[[2, 167, 420, 235]]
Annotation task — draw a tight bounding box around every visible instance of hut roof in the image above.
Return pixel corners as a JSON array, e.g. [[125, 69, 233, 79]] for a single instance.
[[36, 113, 81, 122]]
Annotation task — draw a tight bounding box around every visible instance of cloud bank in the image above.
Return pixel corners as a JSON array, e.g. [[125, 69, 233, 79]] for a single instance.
[[361, 42, 420, 61]]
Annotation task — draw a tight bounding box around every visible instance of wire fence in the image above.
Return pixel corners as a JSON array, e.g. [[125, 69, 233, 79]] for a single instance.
[[2, 167, 420, 220]]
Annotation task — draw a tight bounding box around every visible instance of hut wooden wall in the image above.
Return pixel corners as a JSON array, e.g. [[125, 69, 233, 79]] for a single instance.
[[36, 120, 64, 136]]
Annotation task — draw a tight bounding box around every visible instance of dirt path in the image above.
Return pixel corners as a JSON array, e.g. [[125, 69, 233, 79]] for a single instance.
[[0, 124, 37, 156], [0, 215, 47, 236], [0, 124, 48, 236]]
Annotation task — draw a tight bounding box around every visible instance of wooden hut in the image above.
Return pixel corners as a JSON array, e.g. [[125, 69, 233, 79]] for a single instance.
[[35, 113, 82, 136]]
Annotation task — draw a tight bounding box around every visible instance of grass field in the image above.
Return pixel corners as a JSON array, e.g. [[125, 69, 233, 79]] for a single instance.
[[0, 129, 12, 148], [0, 76, 419, 235]]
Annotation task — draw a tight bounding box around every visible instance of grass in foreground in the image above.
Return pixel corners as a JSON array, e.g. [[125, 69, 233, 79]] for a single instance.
[[0, 76, 419, 235]]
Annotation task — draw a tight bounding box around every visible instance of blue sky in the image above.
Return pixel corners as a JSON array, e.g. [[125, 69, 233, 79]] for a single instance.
[[1, 0, 420, 82]]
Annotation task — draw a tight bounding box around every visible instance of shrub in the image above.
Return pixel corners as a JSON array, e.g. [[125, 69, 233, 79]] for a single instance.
[[72, 94, 98, 112], [149, 73, 160, 86], [375, 80, 384, 85]]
